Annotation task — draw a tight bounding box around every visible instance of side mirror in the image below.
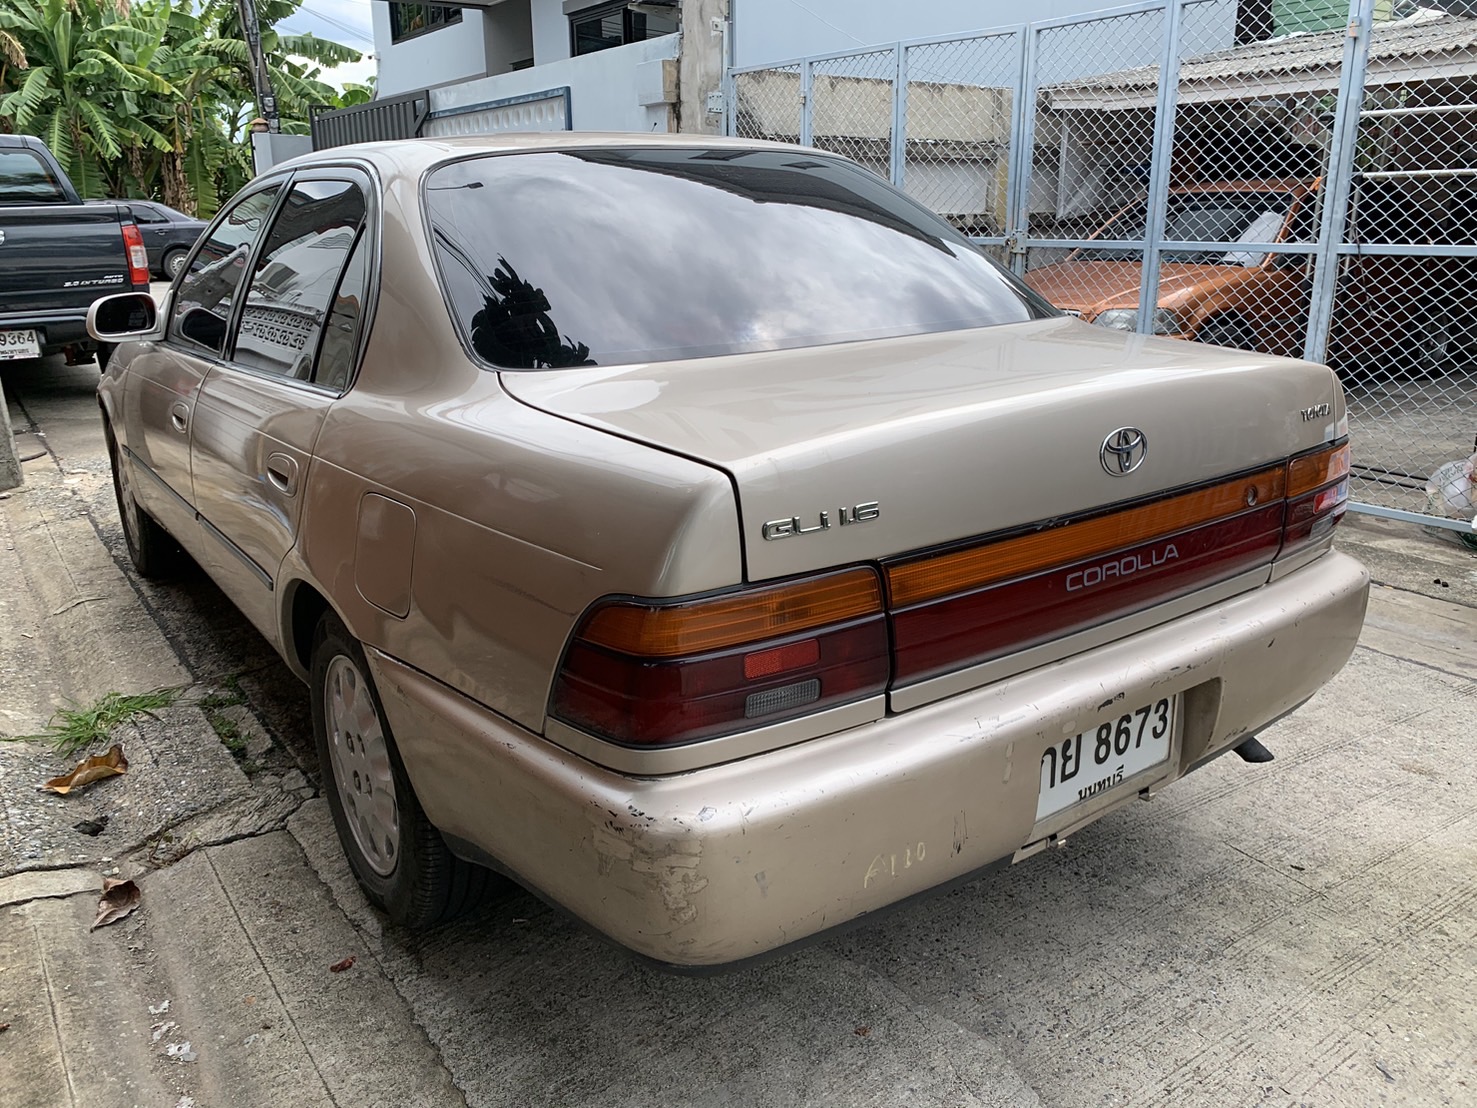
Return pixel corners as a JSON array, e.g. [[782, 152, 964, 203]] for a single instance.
[[87, 293, 160, 342]]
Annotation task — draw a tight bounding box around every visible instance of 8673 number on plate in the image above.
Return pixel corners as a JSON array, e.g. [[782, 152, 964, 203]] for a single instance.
[[1036, 696, 1176, 821]]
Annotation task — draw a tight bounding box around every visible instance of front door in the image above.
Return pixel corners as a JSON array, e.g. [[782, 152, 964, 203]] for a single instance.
[[188, 175, 372, 638], [121, 185, 285, 541]]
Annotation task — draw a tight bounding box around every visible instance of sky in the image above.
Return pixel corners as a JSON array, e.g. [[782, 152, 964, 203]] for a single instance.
[[277, 0, 378, 89]]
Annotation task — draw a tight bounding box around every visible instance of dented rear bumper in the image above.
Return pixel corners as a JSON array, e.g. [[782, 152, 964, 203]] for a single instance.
[[370, 551, 1369, 969]]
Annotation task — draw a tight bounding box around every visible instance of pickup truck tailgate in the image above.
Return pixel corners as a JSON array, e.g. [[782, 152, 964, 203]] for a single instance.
[[0, 204, 132, 314]]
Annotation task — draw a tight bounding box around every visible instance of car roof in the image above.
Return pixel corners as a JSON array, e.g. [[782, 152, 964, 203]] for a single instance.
[[272, 132, 816, 179]]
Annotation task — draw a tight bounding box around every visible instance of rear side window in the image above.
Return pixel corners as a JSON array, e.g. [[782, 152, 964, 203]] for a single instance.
[[425, 148, 1051, 368], [171, 186, 283, 355], [0, 148, 67, 203], [232, 179, 367, 381]]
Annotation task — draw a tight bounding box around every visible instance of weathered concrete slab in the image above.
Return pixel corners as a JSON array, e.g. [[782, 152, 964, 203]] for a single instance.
[[1360, 583, 1477, 679], [144, 833, 466, 1107]]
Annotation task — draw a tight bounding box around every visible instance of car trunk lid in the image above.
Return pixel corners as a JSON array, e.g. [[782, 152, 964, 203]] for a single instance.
[[500, 316, 1341, 582]]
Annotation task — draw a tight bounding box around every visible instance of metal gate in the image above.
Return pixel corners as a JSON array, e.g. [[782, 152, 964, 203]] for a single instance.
[[728, 0, 1477, 536]]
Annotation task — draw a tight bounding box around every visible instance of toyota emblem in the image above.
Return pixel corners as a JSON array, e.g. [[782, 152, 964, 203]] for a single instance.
[[1100, 427, 1148, 475]]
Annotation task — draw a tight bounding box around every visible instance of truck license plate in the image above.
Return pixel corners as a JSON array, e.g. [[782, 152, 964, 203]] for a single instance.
[[0, 329, 41, 361], [1036, 696, 1177, 821]]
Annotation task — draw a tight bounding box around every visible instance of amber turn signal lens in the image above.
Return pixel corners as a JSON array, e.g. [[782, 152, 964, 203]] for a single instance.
[[578, 567, 884, 657], [1286, 441, 1351, 499]]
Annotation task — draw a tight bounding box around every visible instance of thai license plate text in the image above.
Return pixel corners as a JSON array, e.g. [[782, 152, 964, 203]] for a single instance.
[[1037, 696, 1176, 821], [0, 329, 41, 361]]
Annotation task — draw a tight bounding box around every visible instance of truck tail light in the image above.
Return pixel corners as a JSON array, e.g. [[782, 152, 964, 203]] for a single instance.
[[1280, 440, 1350, 554], [551, 568, 889, 746], [121, 223, 150, 287]]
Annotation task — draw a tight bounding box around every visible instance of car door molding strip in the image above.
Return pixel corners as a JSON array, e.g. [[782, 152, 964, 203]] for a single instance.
[[197, 515, 274, 591]]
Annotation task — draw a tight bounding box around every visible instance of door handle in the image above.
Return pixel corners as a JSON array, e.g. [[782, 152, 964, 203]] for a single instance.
[[265, 453, 299, 496], [169, 403, 189, 433]]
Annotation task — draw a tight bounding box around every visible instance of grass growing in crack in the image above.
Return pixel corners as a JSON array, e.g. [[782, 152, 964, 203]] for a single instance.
[[15, 688, 183, 756], [197, 677, 256, 766]]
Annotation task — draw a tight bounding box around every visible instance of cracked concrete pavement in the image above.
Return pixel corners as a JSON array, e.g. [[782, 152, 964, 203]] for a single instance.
[[2, 356, 1475, 1107]]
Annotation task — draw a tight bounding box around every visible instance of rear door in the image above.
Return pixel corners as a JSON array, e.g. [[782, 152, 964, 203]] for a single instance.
[[188, 172, 373, 637], [121, 184, 285, 540]]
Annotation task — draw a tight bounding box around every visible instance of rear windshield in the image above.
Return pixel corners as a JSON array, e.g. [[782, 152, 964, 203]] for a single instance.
[[425, 147, 1053, 368], [0, 148, 67, 203]]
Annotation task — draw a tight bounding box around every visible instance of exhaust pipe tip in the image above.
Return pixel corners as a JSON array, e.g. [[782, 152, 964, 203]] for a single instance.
[[1234, 736, 1275, 763]]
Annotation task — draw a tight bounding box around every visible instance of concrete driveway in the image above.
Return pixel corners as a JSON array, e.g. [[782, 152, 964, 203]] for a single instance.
[[2, 356, 1474, 1108]]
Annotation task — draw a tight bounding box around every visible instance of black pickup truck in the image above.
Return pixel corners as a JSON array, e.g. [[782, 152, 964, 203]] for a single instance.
[[0, 135, 151, 367]]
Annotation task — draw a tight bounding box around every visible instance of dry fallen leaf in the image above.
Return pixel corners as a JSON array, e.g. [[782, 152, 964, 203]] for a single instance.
[[91, 877, 141, 931], [853, 1025, 871, 1038], [329, 956, 355, 973], [44, 745, 129, 795]]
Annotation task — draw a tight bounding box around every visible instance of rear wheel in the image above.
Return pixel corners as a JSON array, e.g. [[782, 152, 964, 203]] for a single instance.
[[105, 424, 184, 579], [311, 613, 493, 928], [162, 248, 188, 280]]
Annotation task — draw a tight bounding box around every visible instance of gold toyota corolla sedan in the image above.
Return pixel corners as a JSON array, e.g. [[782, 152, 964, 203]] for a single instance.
[[88, 135, 1369, 970]]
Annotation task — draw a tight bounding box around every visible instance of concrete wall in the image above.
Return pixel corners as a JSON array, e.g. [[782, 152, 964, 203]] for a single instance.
[[732, 0, 1118, 67], [678, 0, 729, 134], [485, 1, 536, 71], [428, 33, 681, 132], [531, 0, 571, 65], [372, 7, 495, 96]]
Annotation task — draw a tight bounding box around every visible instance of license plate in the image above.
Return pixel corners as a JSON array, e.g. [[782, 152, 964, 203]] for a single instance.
[[1036, 696, 1177, 821], [0, 329, 41, 361]]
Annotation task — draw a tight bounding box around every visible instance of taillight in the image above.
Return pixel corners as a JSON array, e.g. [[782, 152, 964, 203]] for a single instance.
[[121, 223, 150, 287], [551, 568, 889, 746], [1280, 439, 1350, 554]]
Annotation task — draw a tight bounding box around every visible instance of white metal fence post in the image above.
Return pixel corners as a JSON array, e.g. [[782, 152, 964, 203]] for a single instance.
[[890, 43, 908, 190], [1006, 26, 1040, 277], [799, 57, 813, 147], [1304, 0, 1375, 364], [1136, 0, 1185, 335]]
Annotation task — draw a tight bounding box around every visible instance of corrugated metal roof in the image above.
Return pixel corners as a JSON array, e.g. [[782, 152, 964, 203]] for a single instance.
[[1046, 9, 1477, 104]]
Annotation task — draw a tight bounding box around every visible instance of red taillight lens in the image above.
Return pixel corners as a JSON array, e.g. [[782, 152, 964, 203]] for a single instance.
[[551, 568, 889, 746], [1280, 440, 1350, 555], [121, 223, 150, 287]]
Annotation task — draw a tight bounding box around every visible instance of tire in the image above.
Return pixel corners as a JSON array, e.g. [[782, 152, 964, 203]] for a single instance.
[[162, 248, 188, 280], [311, 612, 492, 929], [105, 423, 185, 579], [1404, 308, 1458, 379], [1195, 315, 1257, 352]]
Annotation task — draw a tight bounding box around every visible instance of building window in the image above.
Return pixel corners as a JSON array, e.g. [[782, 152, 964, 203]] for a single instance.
[[389, 3, 462, 44], [569, 2, 677, 57]]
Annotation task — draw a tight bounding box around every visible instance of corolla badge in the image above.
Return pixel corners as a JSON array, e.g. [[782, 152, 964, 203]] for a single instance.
[[0, 229, 6, 246], [1100, 427, 1148, 476]]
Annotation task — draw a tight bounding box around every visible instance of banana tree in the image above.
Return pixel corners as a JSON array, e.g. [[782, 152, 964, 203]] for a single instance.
[[0, 0, 174, 197]]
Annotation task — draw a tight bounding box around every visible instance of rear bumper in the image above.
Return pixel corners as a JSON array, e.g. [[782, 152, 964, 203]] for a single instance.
[[370, 551, 1369, 969], [0, 310, 91, 351]]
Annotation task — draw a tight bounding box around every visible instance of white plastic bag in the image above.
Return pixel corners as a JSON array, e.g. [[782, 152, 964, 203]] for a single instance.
[[1424, 452, 1477, 548]]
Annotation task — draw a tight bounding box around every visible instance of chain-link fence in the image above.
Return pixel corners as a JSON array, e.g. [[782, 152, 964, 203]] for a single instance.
[[727, 0, 1477, 536]]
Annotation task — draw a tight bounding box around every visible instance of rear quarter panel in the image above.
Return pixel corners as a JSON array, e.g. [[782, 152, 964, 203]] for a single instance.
[[293, 164, 741, 729]]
